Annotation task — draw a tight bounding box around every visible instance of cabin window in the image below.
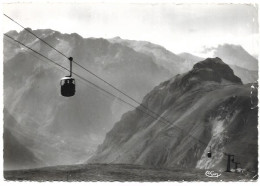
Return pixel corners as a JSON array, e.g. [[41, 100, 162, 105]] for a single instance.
[[60, 80, 65, 86]]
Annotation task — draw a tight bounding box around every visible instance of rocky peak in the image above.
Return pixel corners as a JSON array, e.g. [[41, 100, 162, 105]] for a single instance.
[[191, 57, 242, 84], [141, 57, 243, 111], [160, 57, 242, 95]]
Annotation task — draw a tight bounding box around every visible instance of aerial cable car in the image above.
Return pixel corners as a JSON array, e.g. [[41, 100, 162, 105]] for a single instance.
[[207, 146, 212, 158], [60, 57, 76, 97]]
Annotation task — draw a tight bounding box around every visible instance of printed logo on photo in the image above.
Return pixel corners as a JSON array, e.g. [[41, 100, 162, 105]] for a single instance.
[[205, 170, 221, 178]]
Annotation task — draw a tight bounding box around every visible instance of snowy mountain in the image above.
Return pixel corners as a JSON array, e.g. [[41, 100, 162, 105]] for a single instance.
[[88, 58, 258, 171]]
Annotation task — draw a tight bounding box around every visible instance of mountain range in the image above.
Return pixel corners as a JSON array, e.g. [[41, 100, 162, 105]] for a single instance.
[[4, 28, 258, 170], [111, 37, 258, 84]]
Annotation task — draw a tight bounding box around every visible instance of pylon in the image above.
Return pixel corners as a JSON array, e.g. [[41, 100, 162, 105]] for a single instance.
[[224, 153, 235, 172]]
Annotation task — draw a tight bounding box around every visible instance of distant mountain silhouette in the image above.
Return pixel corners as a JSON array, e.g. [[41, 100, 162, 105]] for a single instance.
[[208, 44, 258, 71], [109, 37, 186, 74], [111, 38, 258, 83]]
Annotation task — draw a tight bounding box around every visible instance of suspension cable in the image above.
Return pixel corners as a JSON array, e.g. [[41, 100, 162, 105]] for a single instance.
[[4, 15, 245, 159], [4, 33, 212, 150]]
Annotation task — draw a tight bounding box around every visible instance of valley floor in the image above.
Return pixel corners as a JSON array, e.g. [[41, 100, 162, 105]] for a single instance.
[[4, 164, 257, 182]]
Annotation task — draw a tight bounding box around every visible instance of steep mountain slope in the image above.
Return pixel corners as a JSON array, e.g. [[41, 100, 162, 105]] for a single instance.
[[4, 109, 41, 170], [4, 128, 39, 170], [89, 58, 258, 171], [4, 29, 171, 168]]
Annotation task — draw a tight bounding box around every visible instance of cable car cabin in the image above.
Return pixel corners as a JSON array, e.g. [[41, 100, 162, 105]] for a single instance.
[[60, 76, 75, 97], [207, 151, 212, 158], [207, 146, 212, 158]]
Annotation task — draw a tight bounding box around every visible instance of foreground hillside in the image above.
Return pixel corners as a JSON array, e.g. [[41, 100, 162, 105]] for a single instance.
[[4, 164, 257, 181], [89, 58, 258, 171]]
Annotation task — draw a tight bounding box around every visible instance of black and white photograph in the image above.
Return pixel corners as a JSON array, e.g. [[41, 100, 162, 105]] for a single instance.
[[1, 0, 259, 182]]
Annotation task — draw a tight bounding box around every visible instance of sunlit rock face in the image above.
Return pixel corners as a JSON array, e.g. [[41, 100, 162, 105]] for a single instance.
[[89, 58, 258, 171]]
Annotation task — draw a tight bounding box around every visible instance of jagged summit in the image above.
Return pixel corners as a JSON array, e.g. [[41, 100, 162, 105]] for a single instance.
[[191, 57, 242, 84], [194, 57, 225, 67], [159, 57, 243, 95], [180, 57, 242, 85], [212, 44, 258, 71]]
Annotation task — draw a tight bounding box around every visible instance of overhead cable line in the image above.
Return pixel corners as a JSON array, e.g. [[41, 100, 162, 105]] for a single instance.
[[3, 13, 213, 148], [4, 37, 141, 112], [5, 33, 241, 163], [3, 16, 224, 156], [4, 33, 212, 152], [4, 14, 69, 60], [3, 13, 179, 124], [4, 15, 243, 160], [4, 34, 151, 115]]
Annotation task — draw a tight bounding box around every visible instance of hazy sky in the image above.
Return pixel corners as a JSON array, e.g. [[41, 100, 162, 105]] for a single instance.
[[2, 2, 259, 57]]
